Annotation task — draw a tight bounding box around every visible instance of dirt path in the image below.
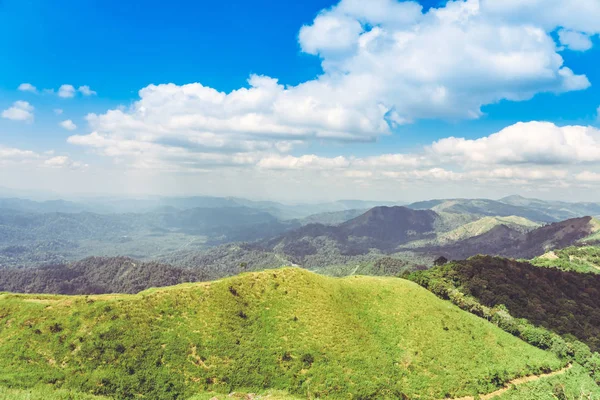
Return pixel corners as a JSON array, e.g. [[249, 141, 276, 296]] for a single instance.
[[447, 364, 572, 400]]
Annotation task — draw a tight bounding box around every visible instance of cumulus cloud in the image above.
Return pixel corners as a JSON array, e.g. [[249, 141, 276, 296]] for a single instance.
[[1, 101, 34, 122], [44, 156, 88, 170], [0, 143, 86, 171], [59, 0, 600, 196], [481, 0, 600, 34], [0, 146, 38, 162], [257, 155, 350, 170], [78, 85, 97, 96], [60, 119, 77, 131], [18, 83, 37, 93], [558, 29, 594, 51], [58, 84, 77, 98], [430, 122, 600, 165], [67, 0, 596, 174]]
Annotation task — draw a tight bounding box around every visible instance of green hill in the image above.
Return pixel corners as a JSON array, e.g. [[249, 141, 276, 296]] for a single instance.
[[0, 268, 564, 400], [405, 215, 540, 248], [533, 246, 600, 274]]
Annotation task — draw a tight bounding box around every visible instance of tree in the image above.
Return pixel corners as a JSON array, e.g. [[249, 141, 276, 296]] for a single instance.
[[434, 256, 449, 267]]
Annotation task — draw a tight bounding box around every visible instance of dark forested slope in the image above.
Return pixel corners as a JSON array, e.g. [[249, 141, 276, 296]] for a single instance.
[[0, 257, 204, 295], [412, 256, 600, 351]]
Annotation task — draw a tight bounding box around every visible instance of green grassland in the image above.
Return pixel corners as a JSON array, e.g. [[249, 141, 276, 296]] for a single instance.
[[496, 364, 600, 400], [406, 215, 540, 248], [0, 268, 564, 400], [0, 386, 110, 400]]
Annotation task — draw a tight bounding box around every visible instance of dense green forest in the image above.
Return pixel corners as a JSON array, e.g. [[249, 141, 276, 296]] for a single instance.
[[409, 256, 600, 351], [0, 257, 205, 295]]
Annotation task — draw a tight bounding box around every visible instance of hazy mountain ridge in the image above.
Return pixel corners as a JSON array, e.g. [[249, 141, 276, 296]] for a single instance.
[[0, 256, 203, 295], [408, 196, 600, 223], [422, 216, 600, 260]]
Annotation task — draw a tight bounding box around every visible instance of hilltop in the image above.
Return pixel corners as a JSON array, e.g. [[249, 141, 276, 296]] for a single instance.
[[0, 268, 563, 400]]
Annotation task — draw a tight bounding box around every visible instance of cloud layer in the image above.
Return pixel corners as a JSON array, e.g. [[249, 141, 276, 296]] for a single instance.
[[66, 0, 596, 178]]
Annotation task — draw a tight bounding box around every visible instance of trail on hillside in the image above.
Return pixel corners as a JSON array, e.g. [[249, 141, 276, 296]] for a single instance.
[[447, 364, 572, 400]]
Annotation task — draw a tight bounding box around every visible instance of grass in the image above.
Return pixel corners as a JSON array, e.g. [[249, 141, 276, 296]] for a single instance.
[[0, 386, 110, 399], [0, 268, 564, 399], [496, 364, 600, 399], [405, 215, 539, 248], [532, 246, 600, 274]]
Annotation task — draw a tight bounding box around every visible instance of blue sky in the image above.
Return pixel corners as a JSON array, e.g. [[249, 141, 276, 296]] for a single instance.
[[2, 0, 600, 202]]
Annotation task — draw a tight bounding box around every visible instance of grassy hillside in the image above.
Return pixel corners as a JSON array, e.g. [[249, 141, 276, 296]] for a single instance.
[[0, 386, 109, 400], [495, 364, 600, 399], [420, 198, 557, 222], [0, 268, 563, 400], [532, 246, 600, 274], [405, 215, 539, 248]]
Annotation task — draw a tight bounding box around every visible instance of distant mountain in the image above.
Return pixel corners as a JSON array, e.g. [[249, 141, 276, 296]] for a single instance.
[[403, 216, 541, 248], [0, 206, 298, 267], [264, 206, 441, 260], [407, 198, 557, 222], [426, 216, 600, 260], [0, 198, 90, 213], [499, 195, 600, 221], [298, 209, 368, 226]]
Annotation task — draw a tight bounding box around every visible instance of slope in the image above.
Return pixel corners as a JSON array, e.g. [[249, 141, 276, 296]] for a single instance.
[[404, 216, 540, 248], [411, 256, 600, 352], [0, 268, 562, 400], [425, 217, 600, 260], [265, 206, 441, 258], [532, 246, 600, 274], [0, 257, 205, 295], [499, 195, 600, 222]]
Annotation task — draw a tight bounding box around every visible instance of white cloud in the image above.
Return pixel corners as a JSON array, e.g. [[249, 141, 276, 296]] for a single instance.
[[257, 155, 350, 170], [67, 0, 595, 173], [78, 85, 97, 96], [558, 29, 594, 51], [59, 119, 77, 131], [1, 101, 34, 122], [18, 83, 37, 93], [575, 171, 600, 182], [481, 0, 600, 34], [0, 146, 38, 162], [44, 156, 88, 170], [58, 0, 600, 197], [58, 84, 76, 98], [430, 122, 600, 165], [54, 109, 64, 115]]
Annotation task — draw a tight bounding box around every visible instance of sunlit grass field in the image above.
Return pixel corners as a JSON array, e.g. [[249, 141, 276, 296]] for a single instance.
[[0, 269, 564, 399]]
